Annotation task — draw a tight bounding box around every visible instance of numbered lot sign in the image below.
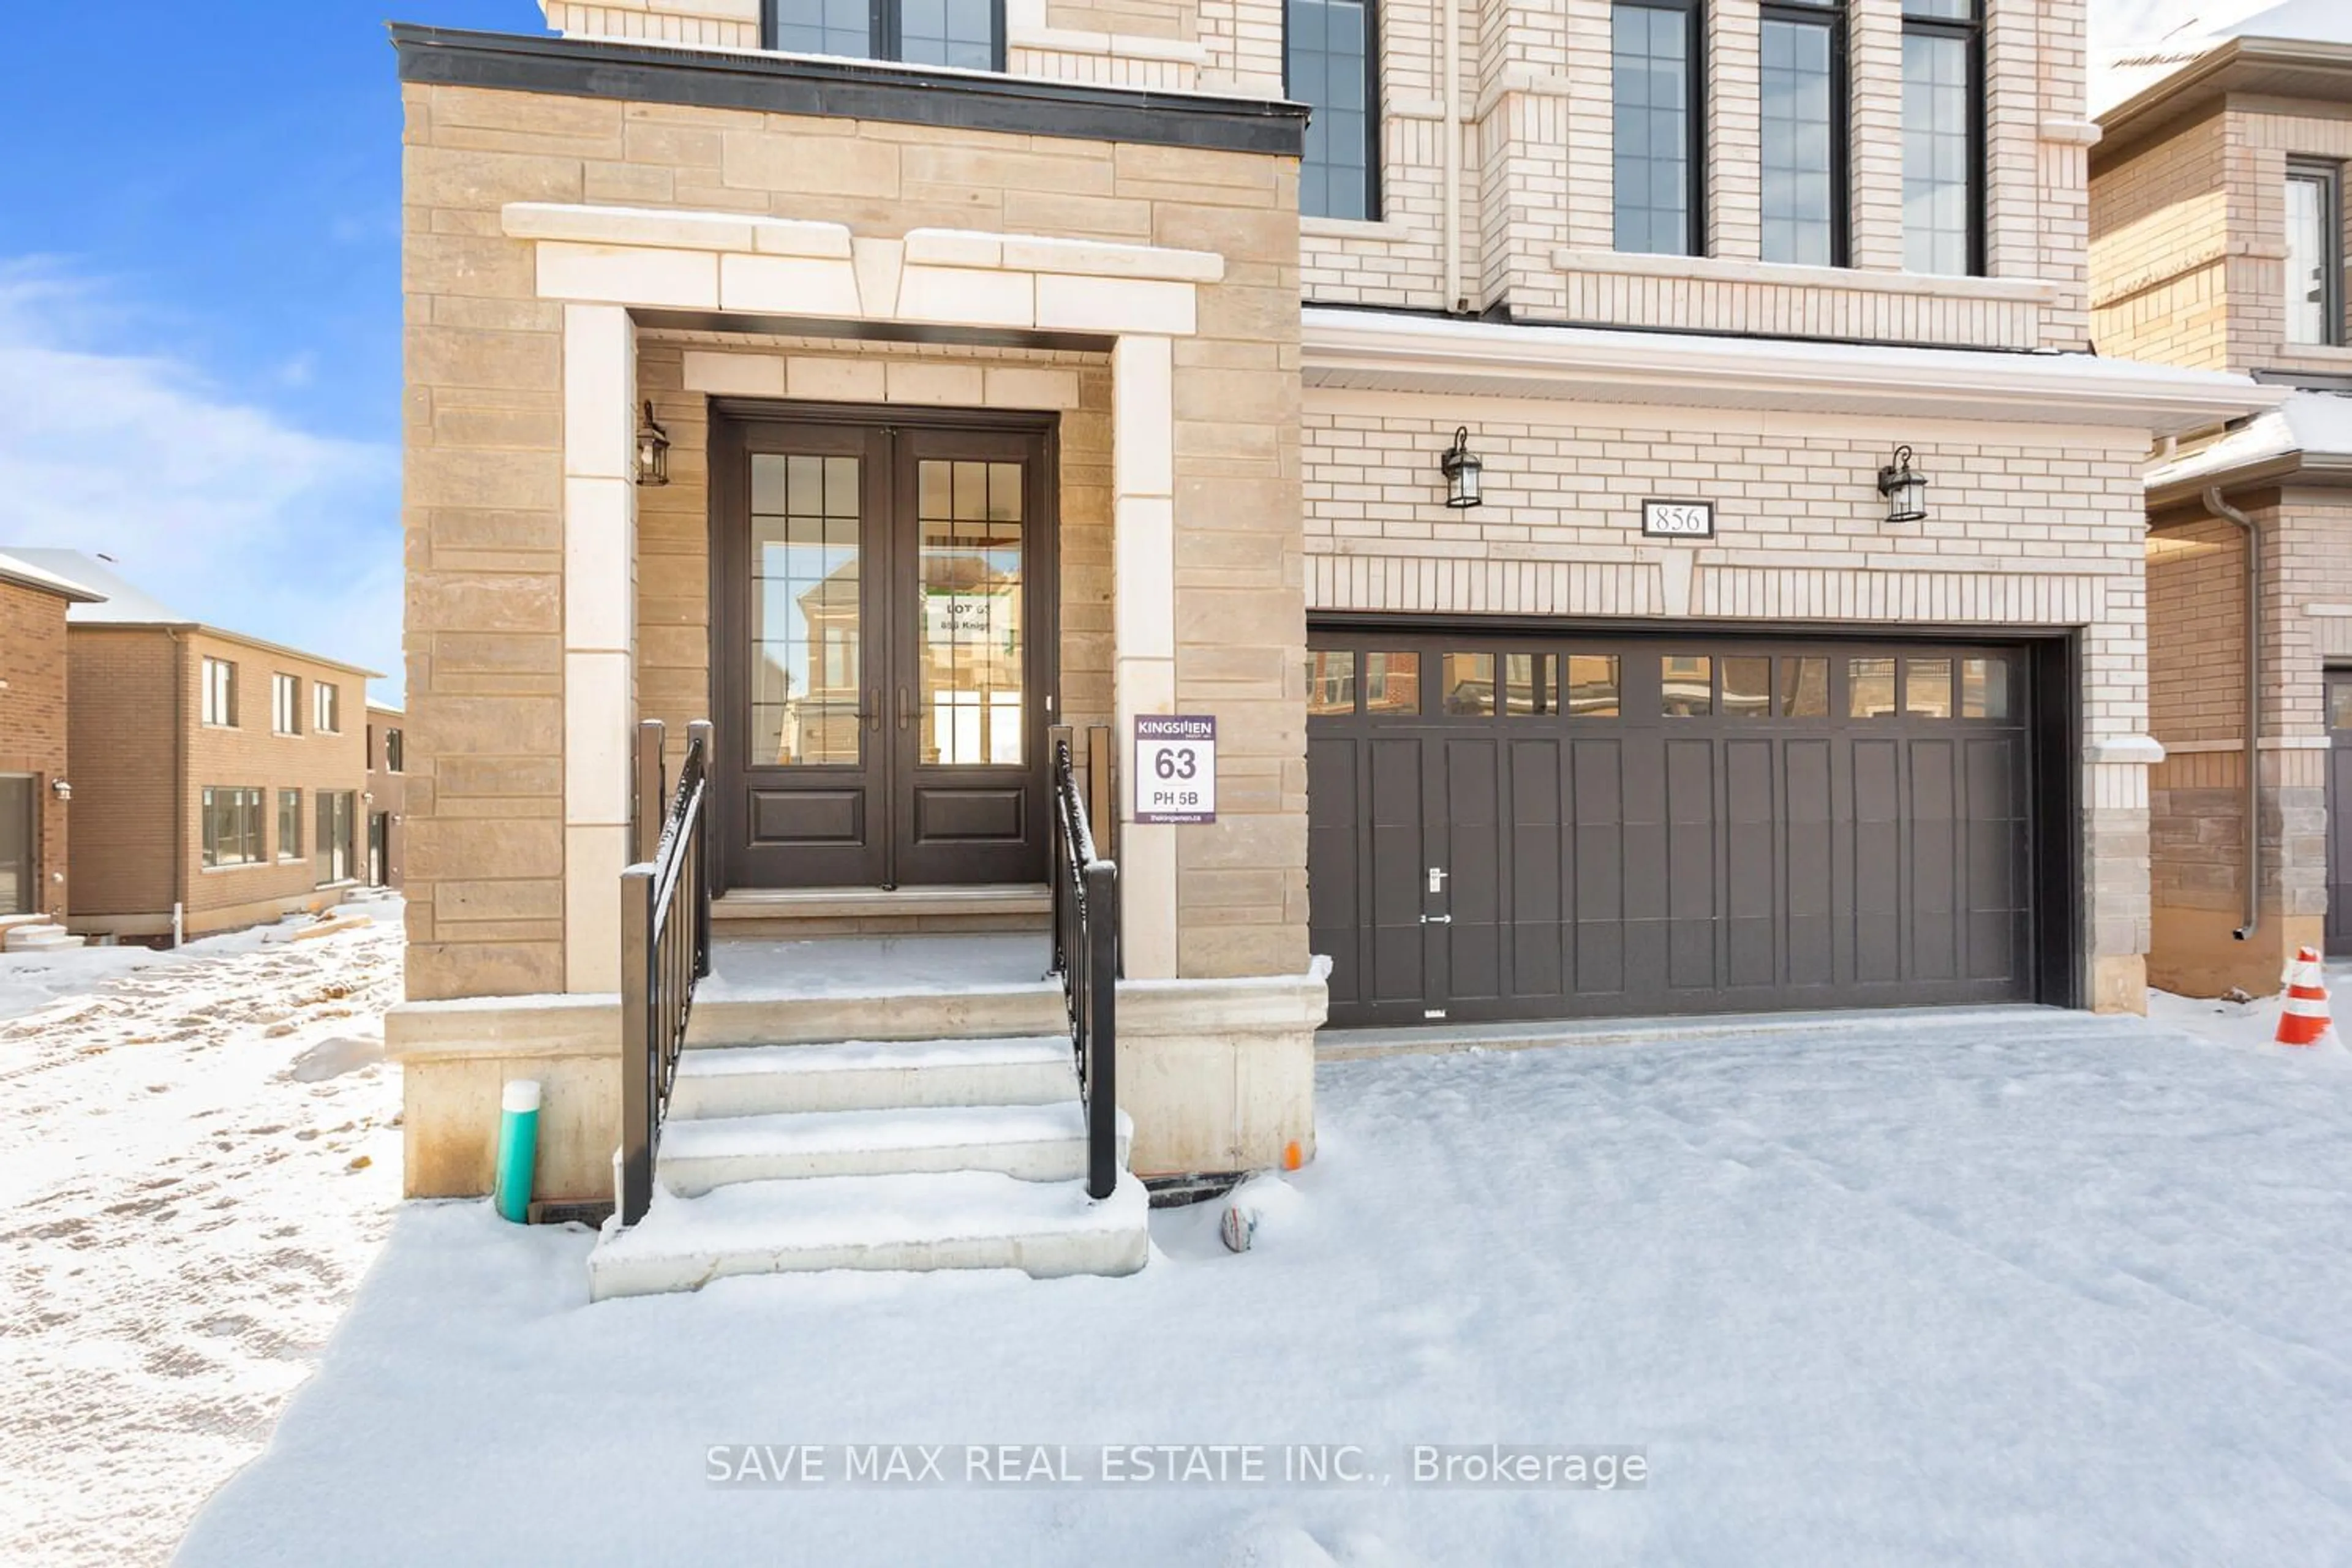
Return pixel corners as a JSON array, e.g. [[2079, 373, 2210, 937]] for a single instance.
[[1135, 715, 1217, 824]]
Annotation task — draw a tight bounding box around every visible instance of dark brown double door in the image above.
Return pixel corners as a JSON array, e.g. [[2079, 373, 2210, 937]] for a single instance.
[[2328, 671, 2352, 950], [1309, 630, 2043, 1027], [710, 407, 1055, 890]]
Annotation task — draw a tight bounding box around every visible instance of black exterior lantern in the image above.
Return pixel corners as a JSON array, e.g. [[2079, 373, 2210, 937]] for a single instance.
[[1877, 444, 1928, 524], [636, 402, 672, 488], [1439, 426, 1483, 508]]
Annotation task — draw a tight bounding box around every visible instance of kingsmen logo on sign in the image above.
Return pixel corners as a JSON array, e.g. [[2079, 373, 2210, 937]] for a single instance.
[[1134, 715, 1216, 824]]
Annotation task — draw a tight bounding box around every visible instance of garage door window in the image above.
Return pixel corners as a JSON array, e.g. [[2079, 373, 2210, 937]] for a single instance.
[[1722, 655, 1772, 717], [1566, 655, 1621, 717], [1850, 657, 1897, 718], [1662, 655, 1713, 717], [1782, 657, 1830, 717], [1443, 653, 1497, 715], [1905, 657, 1954, 718], [1506, 653, 1553, 715], [1365, 652, 1422, 714], [1308, 650, 1357, 715], [1961, 656, 2008, 720]]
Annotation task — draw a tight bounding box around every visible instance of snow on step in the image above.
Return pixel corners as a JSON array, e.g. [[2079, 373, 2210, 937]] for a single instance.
[[656, 1101, 1132, 1195], [589, 1169, 1150, 1298], [668, 1035, 1077, 1120], [3, 924, 83, 953]]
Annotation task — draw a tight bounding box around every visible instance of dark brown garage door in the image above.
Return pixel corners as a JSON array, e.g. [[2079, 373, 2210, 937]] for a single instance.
[[1307, 631, 2042, 1027]]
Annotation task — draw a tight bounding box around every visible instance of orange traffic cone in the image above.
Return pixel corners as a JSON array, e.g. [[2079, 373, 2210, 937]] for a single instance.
[[2276, 946, 2332, 1047]]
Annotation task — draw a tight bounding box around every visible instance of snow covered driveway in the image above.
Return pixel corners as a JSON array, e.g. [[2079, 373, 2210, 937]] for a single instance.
[[0, 910, 403, 1568], [176, 1007, 2352, 1567]]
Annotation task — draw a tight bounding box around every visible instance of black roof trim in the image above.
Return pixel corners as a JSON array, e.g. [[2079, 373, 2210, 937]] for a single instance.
[[390, 23, 1307, 158]]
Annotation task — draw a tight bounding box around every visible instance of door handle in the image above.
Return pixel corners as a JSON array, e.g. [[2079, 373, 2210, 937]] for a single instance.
[[1420, 913, 1453, 925], [897, 687, 919, 731], [862, 689, 880, 733]]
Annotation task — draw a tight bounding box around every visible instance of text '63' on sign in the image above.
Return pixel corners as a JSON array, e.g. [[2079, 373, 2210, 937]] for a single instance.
[[1134, 715, 1216, 824]]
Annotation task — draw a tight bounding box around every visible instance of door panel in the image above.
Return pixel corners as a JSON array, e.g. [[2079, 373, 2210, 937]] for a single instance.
[[1310, 631, 2045, 1027], [0, 776, 31, 918], [2329, 672, 2352, 951], [712, 410, 1054, 891]]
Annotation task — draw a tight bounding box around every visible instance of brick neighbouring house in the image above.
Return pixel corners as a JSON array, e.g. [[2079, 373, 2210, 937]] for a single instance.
[[366, 702, 408, 891], [2091, 18, 2352, 996], [2, 551, 381, 944], [0, 551, 106, 932], [386, 0, 2276, 1290]]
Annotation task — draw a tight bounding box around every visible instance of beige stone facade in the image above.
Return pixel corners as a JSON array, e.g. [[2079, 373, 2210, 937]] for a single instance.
[[390, 4, 2273, 1206], [2094, 37, 2352, 994]]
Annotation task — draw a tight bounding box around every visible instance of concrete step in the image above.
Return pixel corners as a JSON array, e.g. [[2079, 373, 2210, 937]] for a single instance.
[[668, 1035, 1077, 1120], [689, 982, 1066, 1049], [657, 1101, 1129, 1197], [2, 925, 82, 954], [711, 884, 1050, 940], [588, 1169, 1150, 1299]]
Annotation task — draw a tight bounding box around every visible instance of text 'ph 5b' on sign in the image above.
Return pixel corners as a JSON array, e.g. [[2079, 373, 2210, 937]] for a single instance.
[[1134, 715, 1216, 824]]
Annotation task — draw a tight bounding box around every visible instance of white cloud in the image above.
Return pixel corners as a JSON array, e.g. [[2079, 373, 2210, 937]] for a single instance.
[[0, 260, 404, 703]]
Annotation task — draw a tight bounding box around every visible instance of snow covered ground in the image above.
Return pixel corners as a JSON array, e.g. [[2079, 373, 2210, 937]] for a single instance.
[[173, 1002, 2352, 1568], [0, 900, 404, 1568]]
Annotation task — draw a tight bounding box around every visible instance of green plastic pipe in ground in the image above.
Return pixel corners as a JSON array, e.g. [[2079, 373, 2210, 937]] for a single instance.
[[494, 1079, 541, 1224]]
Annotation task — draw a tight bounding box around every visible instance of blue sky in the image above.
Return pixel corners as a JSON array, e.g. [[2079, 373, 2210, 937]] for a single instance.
[[0, 1, 537, 704]]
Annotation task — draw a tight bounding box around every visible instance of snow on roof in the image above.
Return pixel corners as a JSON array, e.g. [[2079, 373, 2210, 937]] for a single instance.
[[2094, 1, 2352, 116], [0, 549, 107, 605], [0, 549, 193, 625], [2147, 388, 2352, 491], [0, 546, 383, 678]]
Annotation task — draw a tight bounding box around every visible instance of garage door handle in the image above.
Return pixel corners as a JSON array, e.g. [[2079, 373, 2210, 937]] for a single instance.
[[1420, 913, 1452, 925]]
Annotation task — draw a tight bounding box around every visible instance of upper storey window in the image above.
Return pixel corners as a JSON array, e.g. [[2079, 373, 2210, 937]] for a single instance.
[[767, 0, 1001, 72], [1901, 0, 1981, 276], [1289, 0, 1378, 221], [2285, 161, 2344, 347], [1613, 0, 1703, 257], [1760, 0, 1845, 267]]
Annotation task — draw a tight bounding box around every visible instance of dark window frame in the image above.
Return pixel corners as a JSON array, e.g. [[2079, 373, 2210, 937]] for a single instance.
[[763, 0, 1008, 73], [200, 786, 266, 870], [386, 727, 405, 774], [1901, 0, 1985, 278], [277, 788, 304, 862], [1286, 0, 1384, 222], [1759, 0, 1849, 268], [1611, 0, 1708, 258], [2285, 157, 2345, 348]]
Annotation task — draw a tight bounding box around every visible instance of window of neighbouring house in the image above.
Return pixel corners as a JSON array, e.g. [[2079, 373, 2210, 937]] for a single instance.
[[1902, 0, 1980, 276], [277, 790, 304, 861], [314, 791, 356, 886], [201, 787, 265, 869], [2286, 161, 2343, 347], [1289, 0, 1378, 221], [314, 682, 341, 735], [1613, 0, 1703, 257], [767, 0, 1000, 72], [385, 727, 404, 773], [273, 673, 301, 736], [202, 658, 237, 728], [1761, 0, 1845, 267]]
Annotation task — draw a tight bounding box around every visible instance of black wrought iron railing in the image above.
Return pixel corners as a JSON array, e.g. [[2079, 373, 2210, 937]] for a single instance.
[[1049, 725, 1120, 1202], [619, 718, 713, 1228]]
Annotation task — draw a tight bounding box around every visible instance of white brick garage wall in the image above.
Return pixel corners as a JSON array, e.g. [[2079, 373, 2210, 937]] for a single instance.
[[1298, 386, 2157, 1012]]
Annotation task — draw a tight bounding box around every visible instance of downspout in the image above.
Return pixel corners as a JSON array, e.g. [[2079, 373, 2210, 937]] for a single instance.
[[1441, 0, 1463, 313], [2203, 486, 2260, 942], [170, 629, 189, 946]]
